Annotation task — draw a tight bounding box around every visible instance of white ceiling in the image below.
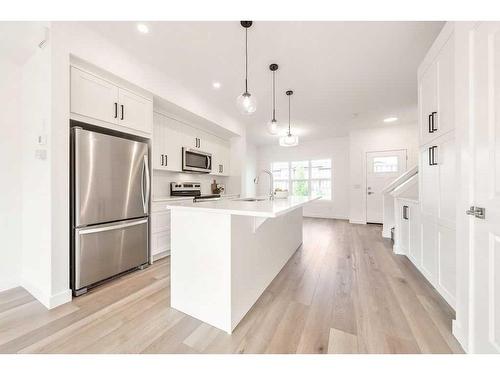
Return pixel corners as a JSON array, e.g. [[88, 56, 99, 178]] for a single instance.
[[84, 21, 444, 145]]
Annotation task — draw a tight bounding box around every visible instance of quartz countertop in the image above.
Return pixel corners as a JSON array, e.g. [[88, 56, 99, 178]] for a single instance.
[[166, 196, 320, 218]]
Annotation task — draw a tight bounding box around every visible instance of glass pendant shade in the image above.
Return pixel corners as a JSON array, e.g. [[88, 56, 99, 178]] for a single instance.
[[279, 133, 299, 147], [236, 92, 257, 114], [267, 119, 279, 135], [280, 89, 298, 147]]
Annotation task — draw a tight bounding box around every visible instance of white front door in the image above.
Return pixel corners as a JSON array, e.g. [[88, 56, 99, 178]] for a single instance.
[[366, 150, 407, 223], [470, 22, 500, 354]]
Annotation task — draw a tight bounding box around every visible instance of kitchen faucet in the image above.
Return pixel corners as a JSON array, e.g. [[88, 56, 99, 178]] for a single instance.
[[254, 169, 274, 200]]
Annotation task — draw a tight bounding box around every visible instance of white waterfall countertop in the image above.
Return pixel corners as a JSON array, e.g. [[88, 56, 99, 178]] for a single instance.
[[166, 196, 320, 218]]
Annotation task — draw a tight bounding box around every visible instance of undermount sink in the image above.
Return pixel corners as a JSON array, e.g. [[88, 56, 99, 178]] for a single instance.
[[234, 197, 268, 202]]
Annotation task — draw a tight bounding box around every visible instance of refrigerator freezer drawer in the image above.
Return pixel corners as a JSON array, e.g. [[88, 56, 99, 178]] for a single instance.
[[74, 218, 148, 290]]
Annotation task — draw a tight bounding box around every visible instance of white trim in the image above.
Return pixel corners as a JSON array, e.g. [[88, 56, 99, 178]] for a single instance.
[[303, 213, 348, 220], [349, 219, 367, 225], [21, 279, 72, 309], [452, 319, 468, 353], [0, 280, 20, 293]]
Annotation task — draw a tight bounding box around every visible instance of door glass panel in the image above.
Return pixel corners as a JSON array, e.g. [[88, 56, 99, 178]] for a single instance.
[[373, 156, 399, 173]]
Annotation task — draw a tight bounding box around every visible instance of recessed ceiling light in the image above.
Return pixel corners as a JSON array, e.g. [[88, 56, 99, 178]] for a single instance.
[[212, 81, 221, 89], [137, 24, 149, 34], [383, 117, 398, 123]]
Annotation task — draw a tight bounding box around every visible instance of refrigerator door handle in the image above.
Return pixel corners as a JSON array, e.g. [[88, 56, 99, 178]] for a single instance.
[[78, 218, 148, 235], [142, 154, 150, 214]]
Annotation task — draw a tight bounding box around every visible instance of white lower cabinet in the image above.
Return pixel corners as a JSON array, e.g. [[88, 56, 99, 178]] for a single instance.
[[394, 199, 419, 259], [418, 131, 456, 308], [151, 202, 172, 261]]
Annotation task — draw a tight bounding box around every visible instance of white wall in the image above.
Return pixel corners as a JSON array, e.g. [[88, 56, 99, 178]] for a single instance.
[[349, 124, 419, 224], [19, 41, 56, 305], [0, 59, 23, 291], [256, 137, 350, 219]]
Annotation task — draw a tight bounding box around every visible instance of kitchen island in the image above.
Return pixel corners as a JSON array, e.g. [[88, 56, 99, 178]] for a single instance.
[[166, 196, 319, 333]]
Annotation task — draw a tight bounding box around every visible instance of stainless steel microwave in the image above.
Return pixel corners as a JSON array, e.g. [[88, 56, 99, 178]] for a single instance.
[[182, 147, 212, 173]]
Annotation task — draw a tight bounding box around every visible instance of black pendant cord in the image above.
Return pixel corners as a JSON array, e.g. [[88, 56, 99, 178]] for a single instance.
[[272, 71, 276, 121], [288, 94, 291, 136], [245, 28, 248, 94]]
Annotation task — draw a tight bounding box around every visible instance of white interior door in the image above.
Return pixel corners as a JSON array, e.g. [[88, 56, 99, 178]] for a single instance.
[[366, 150, 407, 223], [470, 22, 500, 354]]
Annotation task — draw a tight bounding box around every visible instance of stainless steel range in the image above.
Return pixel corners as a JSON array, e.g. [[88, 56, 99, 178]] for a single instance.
[[170, 182, 220, 201]]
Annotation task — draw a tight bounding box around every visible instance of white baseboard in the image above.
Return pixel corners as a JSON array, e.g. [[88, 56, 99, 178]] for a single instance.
[[21, 278, 72, 309], [303, 213, 349, 220], [349, 220, 367, 225], [0, 279, 20, 293], [452, 319, 468, 353], [153, 250, 170, 262], [382, 229, 392, 238]]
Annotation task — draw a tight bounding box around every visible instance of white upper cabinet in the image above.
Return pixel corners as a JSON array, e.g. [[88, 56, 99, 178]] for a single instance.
[[418, 35, 454, 146], [70, 66, 153, 136], [419, 62, 438, 146], [71, 67, 119, 125], [118, 88, 153, 134], [152, 111, 230, 175]]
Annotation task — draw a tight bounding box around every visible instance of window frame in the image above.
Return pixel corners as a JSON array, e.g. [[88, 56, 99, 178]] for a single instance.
[[270, 159, 332, 201]]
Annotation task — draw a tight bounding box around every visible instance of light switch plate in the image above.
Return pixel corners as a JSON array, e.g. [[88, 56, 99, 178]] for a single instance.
[[35, 149, 47, 160]]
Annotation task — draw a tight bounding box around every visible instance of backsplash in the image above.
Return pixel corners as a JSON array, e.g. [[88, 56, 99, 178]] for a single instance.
[[152, 170, 230, 198]]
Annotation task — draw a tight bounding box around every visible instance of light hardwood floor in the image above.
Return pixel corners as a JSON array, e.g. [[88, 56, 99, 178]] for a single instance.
[[0, 218, 463, 354]]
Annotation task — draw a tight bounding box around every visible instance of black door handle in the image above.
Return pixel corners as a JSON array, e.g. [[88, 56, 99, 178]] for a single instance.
[[428, 113, 433, 133], [428, 147, 433, 166], [161, 154, 164, 166], [114, 102, 118, 119], [403, 205, 409, 220], [431, 146, 438, 165], [431, 112, 437, 132], [121, 104, 124, 120], [165, 155, 167, 166]]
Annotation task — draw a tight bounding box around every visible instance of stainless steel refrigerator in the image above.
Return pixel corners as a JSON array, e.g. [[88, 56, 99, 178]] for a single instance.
[[71, 124, 150, 296]]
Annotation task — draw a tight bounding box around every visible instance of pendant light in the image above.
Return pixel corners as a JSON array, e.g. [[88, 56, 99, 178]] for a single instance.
[[236, 21, 257, 115], [267, 63, 280, 135], [279, 90, 299, 147]]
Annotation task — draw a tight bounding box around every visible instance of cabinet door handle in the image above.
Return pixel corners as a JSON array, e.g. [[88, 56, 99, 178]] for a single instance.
[[161, 154, 164, 166], [114, 102, 118, 119], [431, 145, 438, 166], [428, 113, 433, 133], [431, 112, 438, 132], [403, 205, 409, 220], [120, 104, 124, 120], [428, 147, 433, 166], [165, 154, 167, 166]]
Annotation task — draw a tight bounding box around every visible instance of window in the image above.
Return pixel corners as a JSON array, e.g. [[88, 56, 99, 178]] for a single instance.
[[310, 159, 332, 200], [270, 159, 332, 200], [291, 161, 309, 196], [271, 161, 290, 191], [373, 156, 398, 173]]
